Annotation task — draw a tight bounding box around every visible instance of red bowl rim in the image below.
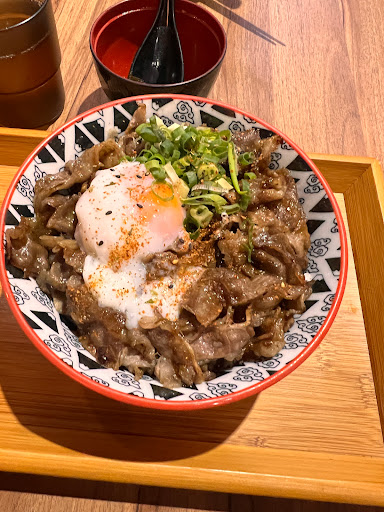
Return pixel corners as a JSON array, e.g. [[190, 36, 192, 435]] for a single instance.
[[0, 94, 348, 411], [89, 0, 227, 88]]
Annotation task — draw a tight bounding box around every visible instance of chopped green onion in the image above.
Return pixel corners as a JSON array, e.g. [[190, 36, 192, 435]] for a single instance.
[[154, 116, 164, 127], [184, 171, 198, 188], [173, 157, 190, 175], [136, 125, 158, 143], [219, 203, 241, 214], [197, 162, 219, 181], [145, 160, 160, 171], [183, 216, 200, 240], [180, 131, 195, 150], [219, 129, 231, 141], [239, 180, 251, 210], [153, 128, 166, 142], [118, 155, 133, 163], [172, 126, 185, 141], [228, 142, 246, 195], [177, 156, 191, 167], [189, 205, 213, 228], [197, 142, 209, 153], [171, 149, 180, 161], [149, 115, 158, 128], [152, 168, 167, 181], [148, 153, 166, 164], [217, 177, 233, 190], [130, 120, 256, 234], [151, 181, 174, 202], [139, 149, 153, 160], [191, 183, 227, 194], [201, 153, 220, 164], [163, 162, 189, 198], [238, 152, 255, 167], [160, 139, 174, 157], [182, 193, 227, 212], [175, 179, 189, 199], [163, 162, 180, 184], [168, 122, 180, 132]]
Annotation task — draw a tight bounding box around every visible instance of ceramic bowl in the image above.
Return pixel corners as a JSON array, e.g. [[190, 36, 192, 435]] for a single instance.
[[90, 0, 227, 99], [0, 95, 347, 410]]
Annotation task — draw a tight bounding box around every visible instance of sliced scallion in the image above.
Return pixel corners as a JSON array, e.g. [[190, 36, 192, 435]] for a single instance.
[[219, 203, 241, 214], [136, 125, 158, 143], [191, 183, 227, 194], [238, 152, 255, 166], [151, 181, 174, 202], [183, 216, 200, 240], [184, 171, 198, 188], [182, 193, 227, 211], [152, 168, 167, 181], [189, 205, 213, 228], [239, 179, 251, 210], [228, 142, 246, 195], [197, 162, 219, 181]]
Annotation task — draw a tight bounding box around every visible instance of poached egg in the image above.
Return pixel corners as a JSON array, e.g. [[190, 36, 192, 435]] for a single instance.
[[75, 161, 202, 328]]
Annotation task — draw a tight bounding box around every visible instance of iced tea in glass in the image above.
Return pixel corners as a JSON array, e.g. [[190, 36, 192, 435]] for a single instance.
[[0, 0, 65, 128]]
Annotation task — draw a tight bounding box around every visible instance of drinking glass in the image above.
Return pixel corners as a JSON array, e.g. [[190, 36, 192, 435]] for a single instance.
[[0, 0, 65, 128]]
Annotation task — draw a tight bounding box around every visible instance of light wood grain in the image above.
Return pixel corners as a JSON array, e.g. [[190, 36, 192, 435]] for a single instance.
[[1, 141, 384, 506], [2, 487, 384, 512], [0, 128, 48, 167], [49, 0, 384, 167], [2, 474, 384, 512], [344, 160, 384, 427], [2, 0, 384, 509]]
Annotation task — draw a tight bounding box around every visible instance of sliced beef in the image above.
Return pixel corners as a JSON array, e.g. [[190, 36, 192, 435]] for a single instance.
[[232, 129, 263, 153], [46, 194, 79, 236], [191, 325, 254, 362], [34, 139, 124, 218], [6, 217, 49, 277], [118, 103, 147, 157], [66, 282, 155, 374], [147, 324, 204, 386]]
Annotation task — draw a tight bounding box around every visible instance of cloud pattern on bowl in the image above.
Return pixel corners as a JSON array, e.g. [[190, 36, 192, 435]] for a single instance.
[[4, 98, 341, 402]]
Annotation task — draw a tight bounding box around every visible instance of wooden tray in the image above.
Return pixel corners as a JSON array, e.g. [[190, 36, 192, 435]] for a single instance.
[[1, 128, 384, 506]]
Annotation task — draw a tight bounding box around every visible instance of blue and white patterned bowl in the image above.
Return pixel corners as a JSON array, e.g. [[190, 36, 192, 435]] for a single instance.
[[0, 95, 347, 410]]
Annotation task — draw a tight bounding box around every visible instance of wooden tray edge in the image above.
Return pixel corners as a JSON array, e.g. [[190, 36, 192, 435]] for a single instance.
[[1, 445, 384, 506], [1, 130, 384, 505], [343, 159, 384, 432]]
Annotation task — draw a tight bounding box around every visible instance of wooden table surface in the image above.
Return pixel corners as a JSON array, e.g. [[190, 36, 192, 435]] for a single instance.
[[2, 0, 384, 510]]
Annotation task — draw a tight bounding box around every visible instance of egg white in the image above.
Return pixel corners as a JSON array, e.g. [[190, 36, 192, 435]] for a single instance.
[[75, 161, 203, 328]]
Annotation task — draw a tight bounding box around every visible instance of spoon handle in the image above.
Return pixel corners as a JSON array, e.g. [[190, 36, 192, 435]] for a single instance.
[[155, 0, 176, 28]]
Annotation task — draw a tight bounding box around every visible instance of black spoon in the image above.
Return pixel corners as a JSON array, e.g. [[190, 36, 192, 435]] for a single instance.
[[129, 0, 184, 84]]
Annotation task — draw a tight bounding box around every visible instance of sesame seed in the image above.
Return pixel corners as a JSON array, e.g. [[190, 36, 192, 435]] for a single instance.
[[97, 241, 104, 246], [168, 283, 174, 289], [136, 203, 143, 208], [136, 174, 142, 179], [105, 210, 112, 215]]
